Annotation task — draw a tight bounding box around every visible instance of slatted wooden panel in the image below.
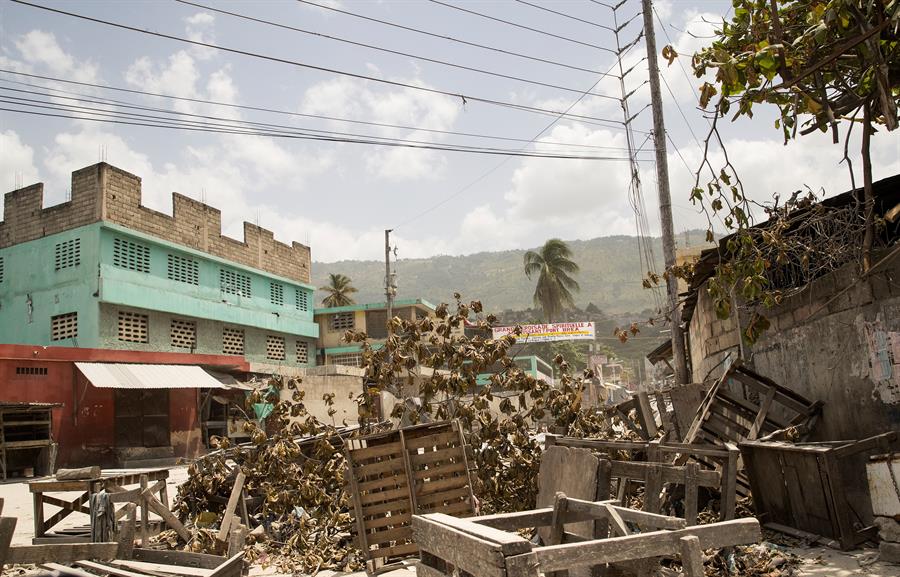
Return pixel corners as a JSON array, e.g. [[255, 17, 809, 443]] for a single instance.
[[345, 421, 476, 573]]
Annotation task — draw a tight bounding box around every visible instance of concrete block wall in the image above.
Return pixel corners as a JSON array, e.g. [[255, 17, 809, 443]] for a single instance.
[[688, 252, 900, 441], [1, 163, 311, 282]]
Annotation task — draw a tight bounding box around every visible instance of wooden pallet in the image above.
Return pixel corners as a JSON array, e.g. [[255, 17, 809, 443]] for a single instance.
[[413, 497, 761, 577], [345, 420, 476, 574]]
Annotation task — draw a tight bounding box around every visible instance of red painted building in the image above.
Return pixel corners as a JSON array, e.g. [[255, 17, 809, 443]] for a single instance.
[[0, 344, 248, 469]]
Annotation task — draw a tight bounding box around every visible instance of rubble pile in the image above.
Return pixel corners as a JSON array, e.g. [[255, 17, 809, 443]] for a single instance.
[[169, 380, 369, 573]]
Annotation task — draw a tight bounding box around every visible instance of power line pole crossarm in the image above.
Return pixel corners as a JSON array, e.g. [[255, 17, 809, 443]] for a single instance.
[[641, 0, 690, 385]]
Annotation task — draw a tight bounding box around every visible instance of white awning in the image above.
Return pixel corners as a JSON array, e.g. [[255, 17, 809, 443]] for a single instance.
[[75, 363, 227, 389]]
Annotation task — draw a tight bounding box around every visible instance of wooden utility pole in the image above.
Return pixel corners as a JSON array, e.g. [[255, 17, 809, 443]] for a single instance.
[[384, 229, 394, 330], [641, 0, 689, 385]]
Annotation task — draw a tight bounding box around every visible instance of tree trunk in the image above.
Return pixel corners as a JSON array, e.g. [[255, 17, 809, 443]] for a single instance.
[[862, 102, 875, 271]]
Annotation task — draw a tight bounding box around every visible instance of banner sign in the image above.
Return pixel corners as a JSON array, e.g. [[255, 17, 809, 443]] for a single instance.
[[492, 322, 595, 343]]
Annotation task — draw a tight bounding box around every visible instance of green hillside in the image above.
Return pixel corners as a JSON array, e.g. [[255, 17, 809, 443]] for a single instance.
[[313, 235, 681, 315]]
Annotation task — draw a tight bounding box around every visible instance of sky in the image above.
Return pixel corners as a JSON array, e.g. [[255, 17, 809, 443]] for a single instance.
[[1, 0, 898, 264]]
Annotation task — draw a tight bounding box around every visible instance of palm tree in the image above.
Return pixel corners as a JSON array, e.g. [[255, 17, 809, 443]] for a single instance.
[[524, 239, 580, 322], [319, 273, 358, 307]]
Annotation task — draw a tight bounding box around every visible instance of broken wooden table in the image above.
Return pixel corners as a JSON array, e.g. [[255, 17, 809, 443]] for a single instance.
[[545, 435, 739, 522], [412, 495, 761, 577], [28, 468, 169, 542]]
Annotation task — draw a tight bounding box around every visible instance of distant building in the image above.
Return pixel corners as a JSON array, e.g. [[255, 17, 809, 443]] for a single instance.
[[314, 298, 449, 366], [0, 162, 318, 469], [476, 355, 555, 386]]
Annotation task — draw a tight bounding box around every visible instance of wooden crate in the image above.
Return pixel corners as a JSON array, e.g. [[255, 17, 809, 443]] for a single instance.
[[740, 431, 897, 550], [413, 497, 761, 577], [345, 420, 475, 573]]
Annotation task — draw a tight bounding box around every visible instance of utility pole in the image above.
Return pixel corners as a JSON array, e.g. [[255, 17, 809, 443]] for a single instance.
[[641, 0, 689, 385], [384, 229, 394, 332]]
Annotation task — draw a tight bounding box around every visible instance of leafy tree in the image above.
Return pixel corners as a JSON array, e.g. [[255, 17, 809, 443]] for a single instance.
[[523, 239, 581, 322], [319, 273, 358, 307], [658, 0, 899, 343]]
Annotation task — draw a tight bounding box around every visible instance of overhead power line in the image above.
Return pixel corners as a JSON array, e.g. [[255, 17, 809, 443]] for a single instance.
[[428, 0, 618, 54], [0, 71, 644, 150], [1, 100, 639, 160], [512, 0, 617, 32], [295, 0, 618, 77], [0, 84, 653, 157], [393, 31, 644, 229], [9, 0, 633, 128], [176, 0, 620, 101]]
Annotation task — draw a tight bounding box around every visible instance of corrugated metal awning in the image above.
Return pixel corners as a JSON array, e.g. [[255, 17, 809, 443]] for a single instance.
[[75, 363, 226, 389]]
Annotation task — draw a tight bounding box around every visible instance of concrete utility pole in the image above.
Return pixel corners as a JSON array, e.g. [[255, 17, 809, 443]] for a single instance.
[[641, 0, 690, 385], [384, 229, 394, 331]]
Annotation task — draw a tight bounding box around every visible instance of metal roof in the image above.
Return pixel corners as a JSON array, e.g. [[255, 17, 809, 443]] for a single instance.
[[75, 363, 227, 389]]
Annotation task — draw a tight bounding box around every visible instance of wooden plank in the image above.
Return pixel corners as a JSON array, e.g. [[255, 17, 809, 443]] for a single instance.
[[40, 563, 98, 577], [77, 559, 153, 577], [416, 475, 468, 496], [360, 497, 411, 517], [364, 512, 412, 530], [635, 392, 658, 439], [416, 486, 470, 507], [608, 461, 720, 487], [6, 542, 119, 564], [0, 516, 16, 565], [721, 444, 738, 521], [116, 503, 136, 560], [56, 467, 102, 481], [358, 473, 407, 492], [474, 508, 555, 531], [143, 489, 191, 542], [416, 561, 450, 577], [208, 553, 244, 577], [216, 471, 246, 542], [139, 474, 149, 547], [132, 548, 227, 569], [354, 456, 407, 478], [111, 559, 214, 576], [345, 458, 372, 560], [404, 431, 460, 450], [413, 462, 467, 480], [359, 486, 410, 506], [411, 515, 506, 577], [603, 504, 629, 537], [746, 388, 776, 440], [548, 492, 568, 546], [409, 447, 465, 466], [41, 494, 91, 514], [684, 463, 699, 526], [425, 512, 531, 555], [367, 541, 418, 559], [679, 535, 704, 577], [349, 441, 403, 461], [364, 526, 412, 547], [529, 518, 760, 572], [608, 505, 686, 531]]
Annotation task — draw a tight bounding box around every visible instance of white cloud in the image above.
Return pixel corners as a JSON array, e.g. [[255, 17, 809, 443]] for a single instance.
[[125, 51, 200, 112], [300, 75, 461, 181], [0, 130, 39, 201], [184, 12, 217, 61], [10, 30, 99, 83]]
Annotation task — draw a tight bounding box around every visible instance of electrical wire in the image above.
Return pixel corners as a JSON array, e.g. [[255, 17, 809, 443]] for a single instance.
[[1, 86, 651, 157], [0, 96, 641, 160], [8, 0, 633, 128], [427, 0, 618, 54], [296, 0, 619, 77], [0, 70, 639, 146], [511, 0, 617, 32], [393, 31, 643, 229], [176, 0, 621, 101]]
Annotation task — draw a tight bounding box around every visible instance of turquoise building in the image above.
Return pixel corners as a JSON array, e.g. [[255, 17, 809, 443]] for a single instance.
[[0, 162, 318, 367]]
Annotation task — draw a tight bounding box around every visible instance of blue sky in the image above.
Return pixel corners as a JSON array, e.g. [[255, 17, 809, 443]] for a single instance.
[[1, 0, 898, 263]]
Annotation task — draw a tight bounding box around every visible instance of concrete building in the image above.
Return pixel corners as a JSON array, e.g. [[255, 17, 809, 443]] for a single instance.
[[681, 173, 900, 441], [0, 162, 318, 367], [314, 298, 443, 366], [0, 162, 319, 468]]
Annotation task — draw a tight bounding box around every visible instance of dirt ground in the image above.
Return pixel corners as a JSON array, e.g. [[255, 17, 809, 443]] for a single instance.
[[0, 466, 897, 577]]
